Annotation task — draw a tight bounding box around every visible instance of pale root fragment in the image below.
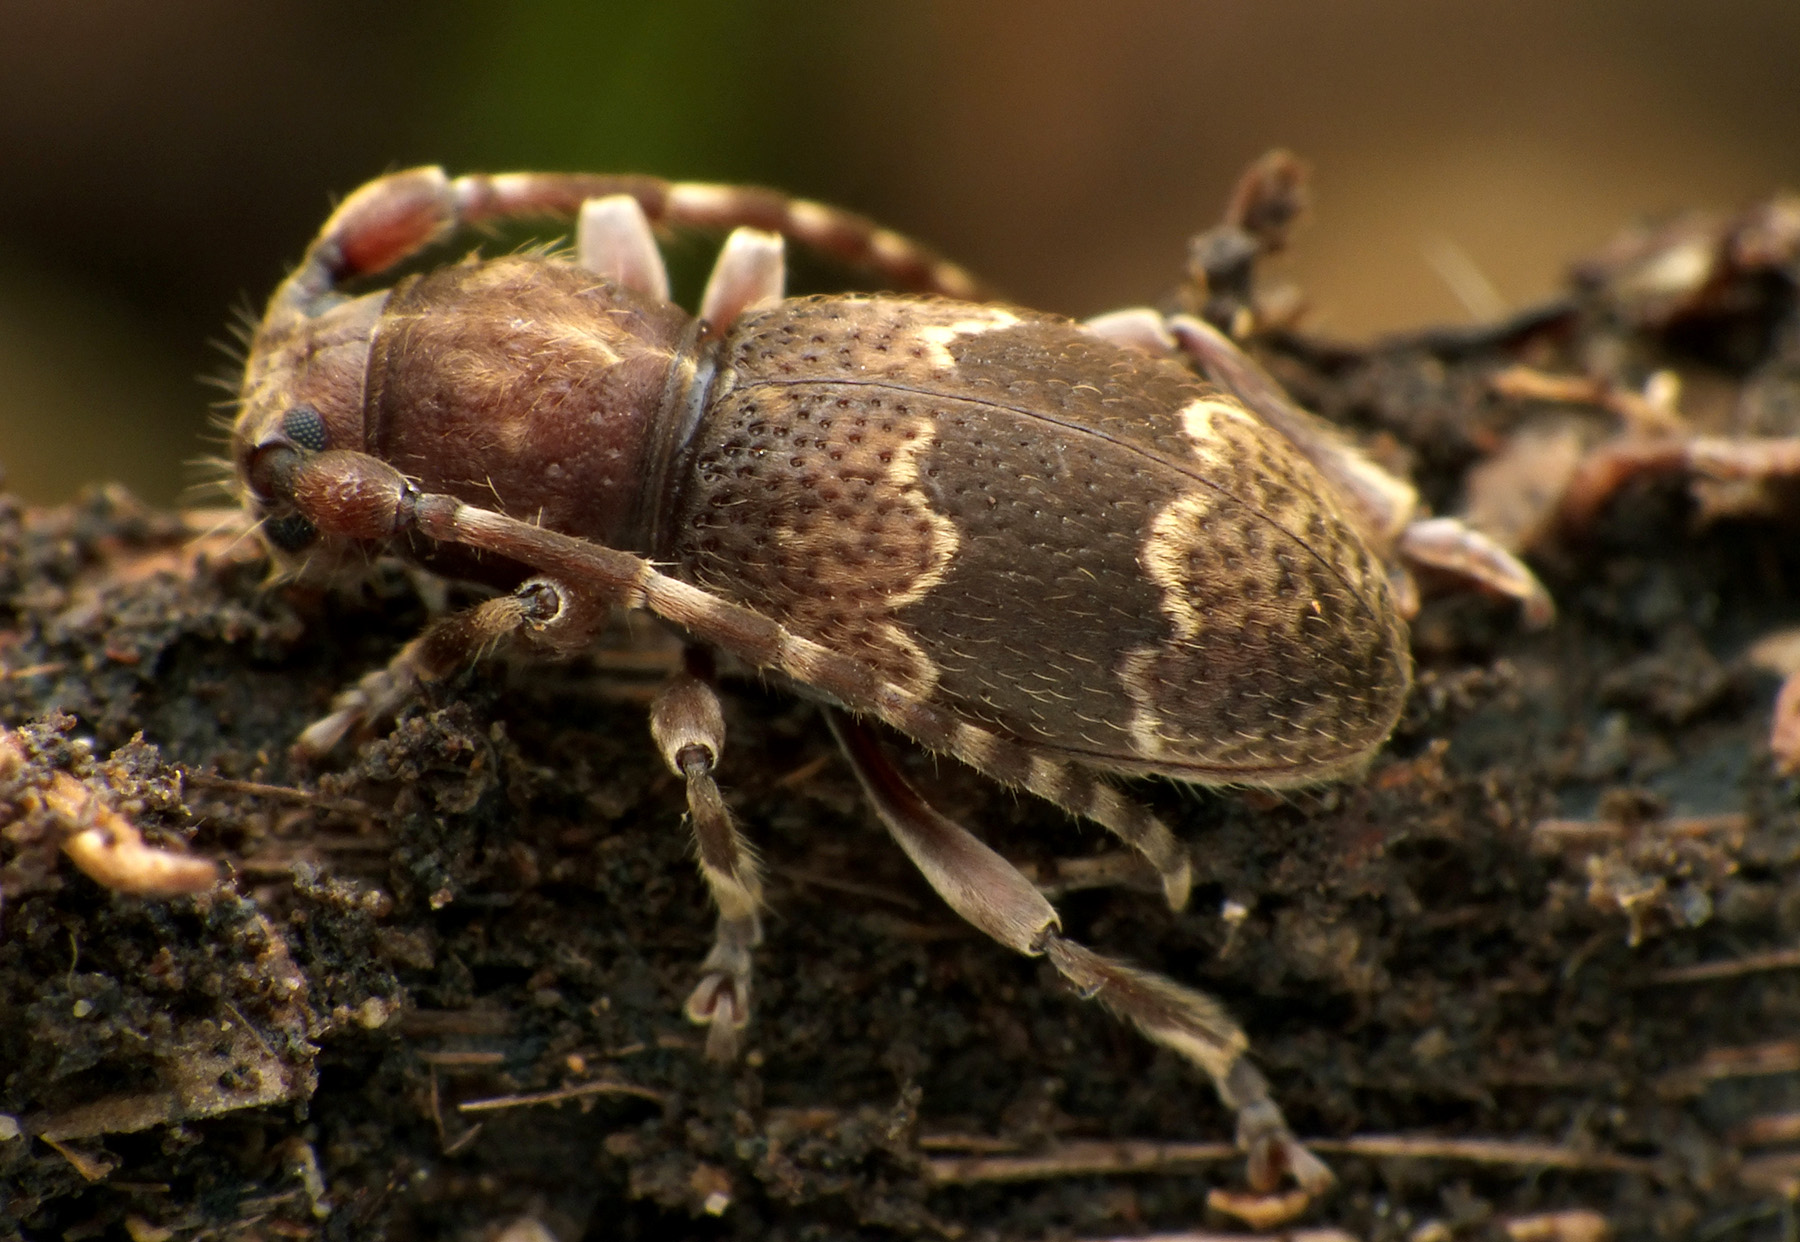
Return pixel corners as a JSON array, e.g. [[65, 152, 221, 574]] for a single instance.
[[0, 727, 218, 897]]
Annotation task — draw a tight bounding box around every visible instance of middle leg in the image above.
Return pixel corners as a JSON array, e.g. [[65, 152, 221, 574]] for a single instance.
[[649, 649, 765, 1061]]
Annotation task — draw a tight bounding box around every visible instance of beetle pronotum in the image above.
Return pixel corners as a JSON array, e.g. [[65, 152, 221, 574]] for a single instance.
[[231, 167, 1549, 1193]]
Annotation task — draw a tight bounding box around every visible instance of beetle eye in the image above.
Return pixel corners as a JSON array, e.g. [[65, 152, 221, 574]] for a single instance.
[[280, 405, 329, 452], [262, 512, 318, 552]]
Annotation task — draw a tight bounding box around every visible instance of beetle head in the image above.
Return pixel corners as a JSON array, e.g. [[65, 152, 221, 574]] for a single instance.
[[232, 288, 390, 562]]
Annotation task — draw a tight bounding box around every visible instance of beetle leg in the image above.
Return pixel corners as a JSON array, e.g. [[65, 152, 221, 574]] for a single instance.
[[1397, 518, 1556, 628], [1165, 312, 1555, 624], [1082, 307, 1180, 356], [968, 736, 1193, 912], [650, 654, 764, 1061], [575, 194, 671, 301], [698, 228, 786, 330], [295, 576, 608, 759], [827, 711, 1332, 1196], [279, 451, 1191, 905], [1086, 308, 1418, 541]]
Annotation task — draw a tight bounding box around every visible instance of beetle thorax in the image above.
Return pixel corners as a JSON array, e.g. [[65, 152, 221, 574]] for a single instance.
[[359, 257, 696, 572]]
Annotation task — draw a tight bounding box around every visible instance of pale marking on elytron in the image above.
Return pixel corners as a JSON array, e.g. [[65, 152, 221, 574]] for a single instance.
[[871, 413, 964, 697], [882, 413, 962, 609], [764, 411, 960, 698], [1175, 395, 1262, 471], [1114, 394, 1305, 761], [1118, 488, 1221, 761], [911, 307, 1023, 370]]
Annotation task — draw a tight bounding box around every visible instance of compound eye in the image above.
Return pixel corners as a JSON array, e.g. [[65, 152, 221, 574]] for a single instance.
[[280, 405, 330, 452], [262, 512, 318, 552]]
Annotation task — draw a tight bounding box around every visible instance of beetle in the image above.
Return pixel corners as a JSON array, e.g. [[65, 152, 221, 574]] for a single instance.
[[230, 167, 1551, 1193]]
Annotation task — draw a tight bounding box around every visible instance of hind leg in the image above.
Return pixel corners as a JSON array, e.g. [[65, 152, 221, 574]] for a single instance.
[[827, 711, 1331, 1195]]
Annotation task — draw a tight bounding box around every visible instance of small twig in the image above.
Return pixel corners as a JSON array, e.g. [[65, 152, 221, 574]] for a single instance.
[[922, 1132, 1656, 1185], [772, 753, 833, 789], [416, 1050, 508, 1067], [1065, 1229, 1355, 1242], [40, 1136, 118, 1182], [1732, 1110, 1800, 1147], [1206, 1185, 1315, 1231], [1531, 812, 1747, 855], [917, 1131, 1022, 1154], [441, 1121, 483, 1156], [1647, 945, 1800, 985], [222, 1000, 280, 1065], [399, 1008, 516, 1037], [1489, 364, 1685, 434], [1, 661, 65, 680], [771, 863, 921, 910], [1320, 1134, 1653, 1174], [51, 780, 220, 895], [1737, 1150, 1800, 1196], [925, 1137, 1234, 1184], [1497, 1209, 1612, 1242], [0, 725, 218, 895], [1657, 1039, 1800, 1098], [182, 771, 376, 818], [456, 1079, 667, 1113], [1072, 1224, 1353, 1231]]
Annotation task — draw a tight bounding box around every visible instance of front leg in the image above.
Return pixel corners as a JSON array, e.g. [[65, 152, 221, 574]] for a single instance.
[[296, 576, 609, 758]]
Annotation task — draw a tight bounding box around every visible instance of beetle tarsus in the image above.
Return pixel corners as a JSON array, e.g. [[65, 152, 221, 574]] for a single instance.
[[576, 194, 671, 299], [698, 227, 787, 330], [1222, 1062, 1335, 1195]]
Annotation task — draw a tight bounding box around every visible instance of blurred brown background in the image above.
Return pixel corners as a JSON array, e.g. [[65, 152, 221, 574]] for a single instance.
[[2, 0, 1797, 503]]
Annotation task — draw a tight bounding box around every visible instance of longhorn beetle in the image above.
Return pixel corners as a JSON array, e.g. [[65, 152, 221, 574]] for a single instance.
[[231, 167, 1550, 1193]]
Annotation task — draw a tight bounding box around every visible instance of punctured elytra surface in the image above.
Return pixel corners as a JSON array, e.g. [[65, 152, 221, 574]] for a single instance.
[[666, 295, 1411, 786]]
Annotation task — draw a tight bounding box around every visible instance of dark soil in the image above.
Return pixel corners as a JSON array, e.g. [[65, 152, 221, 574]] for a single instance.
[[5, 197, 1800, 1241]]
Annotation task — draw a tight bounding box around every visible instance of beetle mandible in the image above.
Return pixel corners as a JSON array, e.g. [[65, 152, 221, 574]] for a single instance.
[[230, 167, 1550, 1193]]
